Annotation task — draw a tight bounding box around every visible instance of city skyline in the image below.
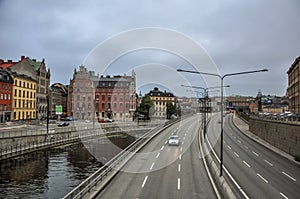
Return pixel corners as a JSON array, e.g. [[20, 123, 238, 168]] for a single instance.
[[1, 0, 300, 97]]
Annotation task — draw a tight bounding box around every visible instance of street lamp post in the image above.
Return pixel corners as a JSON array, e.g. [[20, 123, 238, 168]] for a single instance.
[[182, 85, 229, 137], [178, 68, 268, 176]]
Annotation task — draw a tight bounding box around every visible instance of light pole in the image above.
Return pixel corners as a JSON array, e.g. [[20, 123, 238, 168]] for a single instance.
[[182, 84, 229, 137], [178, 68, 268, 176]]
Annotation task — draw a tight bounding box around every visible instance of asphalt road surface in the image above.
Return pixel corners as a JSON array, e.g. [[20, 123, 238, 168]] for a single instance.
[[96, 115, 218, 199], [207, 113, 300, 199]]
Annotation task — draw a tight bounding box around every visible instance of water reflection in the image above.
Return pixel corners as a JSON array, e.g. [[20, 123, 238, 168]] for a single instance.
[[0, 133, 135, 199]]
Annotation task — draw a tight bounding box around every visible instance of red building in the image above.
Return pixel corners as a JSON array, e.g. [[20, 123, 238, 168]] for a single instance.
[[68, 66, 97, 120], [96, 71, 136, 121], [0, 68, 14, 122]]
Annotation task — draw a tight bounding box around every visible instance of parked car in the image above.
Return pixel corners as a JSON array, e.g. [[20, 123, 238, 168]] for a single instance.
[[57, 121, 69, 127], [98, 118, 113, 123], [168, 135, 180, 146]]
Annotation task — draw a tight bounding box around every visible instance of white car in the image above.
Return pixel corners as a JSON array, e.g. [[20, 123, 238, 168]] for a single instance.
[[168, 135, 180, 146]]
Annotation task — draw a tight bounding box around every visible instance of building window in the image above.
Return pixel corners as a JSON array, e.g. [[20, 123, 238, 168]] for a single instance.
[[102, 94, 105, 100]]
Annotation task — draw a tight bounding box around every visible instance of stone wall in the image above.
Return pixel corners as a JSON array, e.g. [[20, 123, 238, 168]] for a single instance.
[[249, 117, 300, 156]]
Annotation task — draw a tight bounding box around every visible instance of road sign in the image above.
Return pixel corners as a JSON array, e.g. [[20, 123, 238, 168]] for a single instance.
[[56, 105, 62, 115]]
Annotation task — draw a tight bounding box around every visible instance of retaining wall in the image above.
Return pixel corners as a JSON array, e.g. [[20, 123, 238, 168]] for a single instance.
[[249, 117, 300, 156]]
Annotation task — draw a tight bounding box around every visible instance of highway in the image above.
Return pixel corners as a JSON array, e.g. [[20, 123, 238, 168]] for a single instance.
[[96, 115, 218, 199], [207, 113, 300, 199]]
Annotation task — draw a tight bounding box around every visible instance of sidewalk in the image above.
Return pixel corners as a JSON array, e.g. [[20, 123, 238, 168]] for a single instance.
[[232, 113, 300, 165]]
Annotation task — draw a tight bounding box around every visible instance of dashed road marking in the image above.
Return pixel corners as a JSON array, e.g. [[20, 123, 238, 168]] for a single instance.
[[182, 141, 184, 144], [179, 154, 182, 160], [165, 140, 168, 144], [161, 145, 164, 150], [252, 151, 259, 156], [282, 171, 296, 182], [257, 173, 268, 183], [156, 153, 160, 158], [280, 192, 289, 199], [237, 140, 242, 144], [180, 147, 183, 152], [244, 146, 249, 149], [227, 145, 231, 150], [264, 160, 273, 167], [243, 160, 251, 168], [234, 152, 239, 157], [177, 178, 181, 190], [150, 162, 155, 170], [178, 164, 181, 172], [142, 176, 148, 187]]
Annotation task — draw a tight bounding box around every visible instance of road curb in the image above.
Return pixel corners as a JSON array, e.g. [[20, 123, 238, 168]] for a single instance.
[[232, 113, 300, 167]]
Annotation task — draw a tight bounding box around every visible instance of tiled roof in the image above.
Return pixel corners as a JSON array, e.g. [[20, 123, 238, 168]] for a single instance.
[[0, 63, 14, 69]]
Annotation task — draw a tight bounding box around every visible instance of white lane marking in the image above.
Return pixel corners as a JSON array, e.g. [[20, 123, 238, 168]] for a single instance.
[[280, 192, 289, 199], [184, 133, 187, 136], [183, 137, 185, 140], [150, 162, 155, 170], [227, 145, 231, 150], [178, 164, 181, 172], [282, 171, 296, 182], [156, 153, 160, 158], [165, 140, 168, 144], [161, 145, 164, 150], [243, 160, 251, 168], [264, 160, 273, 167], [177, 178, 181, 190], [180, 147, 183, 152], [141, 176, 148, 187], [179, 154, 182, 160], [244, 146, 249, 149], [182, 141, 184, 145], [234, 152, 239, 157], [237, 140, 242, 144], [257, 173, 268, 183], [252, 151, 259, 156], [224, 140, 226, 144]]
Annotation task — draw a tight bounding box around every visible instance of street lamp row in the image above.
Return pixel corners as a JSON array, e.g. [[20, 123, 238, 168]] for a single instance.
[[178, 68, 268, 176]]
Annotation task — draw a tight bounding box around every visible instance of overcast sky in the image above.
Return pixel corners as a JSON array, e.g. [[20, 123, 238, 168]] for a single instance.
[[1, 0, 299, 97]]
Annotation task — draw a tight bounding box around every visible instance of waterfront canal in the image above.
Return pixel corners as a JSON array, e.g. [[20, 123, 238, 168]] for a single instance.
[[0, 133, 136, 199]]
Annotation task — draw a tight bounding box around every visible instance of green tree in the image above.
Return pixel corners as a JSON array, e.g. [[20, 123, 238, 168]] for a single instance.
[[166, 102, 176, 119], [139, 95, 154, 117]]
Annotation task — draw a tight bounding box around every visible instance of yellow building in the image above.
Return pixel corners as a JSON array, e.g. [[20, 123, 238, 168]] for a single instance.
[[11, 73, 37, 120], [148, 87, 175, 118]]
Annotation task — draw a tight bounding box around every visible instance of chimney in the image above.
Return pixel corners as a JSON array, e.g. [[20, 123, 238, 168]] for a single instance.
[[21, 55, 25, 60]]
